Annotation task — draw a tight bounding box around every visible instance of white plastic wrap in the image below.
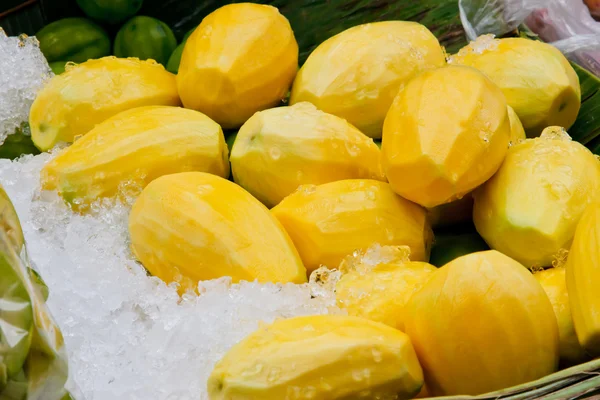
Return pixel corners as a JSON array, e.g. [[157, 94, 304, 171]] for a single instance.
[[459, 0, 600, 76]]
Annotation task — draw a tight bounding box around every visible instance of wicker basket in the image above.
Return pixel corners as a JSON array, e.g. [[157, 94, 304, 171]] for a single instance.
[[1, 1, 600, 399]]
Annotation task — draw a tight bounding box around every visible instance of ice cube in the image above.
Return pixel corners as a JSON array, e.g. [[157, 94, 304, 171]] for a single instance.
[[0, 153, 341, 400], [0, 30, 53, 145]]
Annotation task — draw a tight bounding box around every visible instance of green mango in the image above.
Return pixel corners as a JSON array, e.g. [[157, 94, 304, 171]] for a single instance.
[[0, 129, 41, 161], [429, 231, 490, 267], [166, 26, 197, 74], [49, 61, 68, 75], [114, 16, 177, 67], [36, 17, 110, 64], [76, 0, 143, 24]]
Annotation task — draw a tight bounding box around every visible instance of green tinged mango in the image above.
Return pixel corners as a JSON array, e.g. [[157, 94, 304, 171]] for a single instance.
[[76, 0, 143, 24], [36, 17, 110, 63], [114, 16, 177, 66]]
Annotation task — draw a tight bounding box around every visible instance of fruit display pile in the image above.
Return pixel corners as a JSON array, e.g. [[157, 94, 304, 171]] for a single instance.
[[3, 0, 600, 399]]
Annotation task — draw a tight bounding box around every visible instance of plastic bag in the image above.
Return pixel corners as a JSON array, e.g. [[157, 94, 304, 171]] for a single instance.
[[458, 0, 600, 76], [0, 186, 71, 400]]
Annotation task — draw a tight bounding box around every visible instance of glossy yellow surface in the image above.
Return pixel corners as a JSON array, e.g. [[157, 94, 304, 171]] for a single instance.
[[405, 250, 559, 396], [177, 3, 298, 129], [382, 65, 510, 208], [566, 203, 600, 356], [290, 21, 445, 138], [507, 105, 526, 144], [473, 128, 600, 267], [230, 102, 385, 208], [450, 37, 580, 137], [534, 267, 589, 365], [41, 106, 229, 211], [336, 261, 436, 331], [129, 172, 306, 294], [271, 179, 432, 273], [30, 57, 180, 151], [207, 315, 424, 400]]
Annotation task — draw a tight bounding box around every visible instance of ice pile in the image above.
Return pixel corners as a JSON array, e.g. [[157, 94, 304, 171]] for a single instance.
[[0, 29, 52, 144], [0, 153, 341, 400]]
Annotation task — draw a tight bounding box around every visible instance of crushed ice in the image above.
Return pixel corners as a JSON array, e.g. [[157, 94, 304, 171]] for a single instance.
[[0, 154, 341, 400], [447, 33, 499, 63], [0, 29, 53, 144]]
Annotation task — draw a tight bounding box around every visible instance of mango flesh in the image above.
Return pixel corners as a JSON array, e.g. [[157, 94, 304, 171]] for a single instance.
[[566, 203, 600, 355], [473, 127, 600, 267], [177, 3, 298, 129], [128, 172, 306, 294], [271, 179, 432, 273], [336, 260, 436, 331], [507, 105, 526, 144], [207, 315, 424, 400], [230, 102, 385, 208], [405, 250, 559, 396], [41, 106, 229, 211], [382, 65, 510, 208], [534, 267, 589, 365], [29, 56, 181, 151], [290, 21, 445, 138], [450, 36, 580, 137]]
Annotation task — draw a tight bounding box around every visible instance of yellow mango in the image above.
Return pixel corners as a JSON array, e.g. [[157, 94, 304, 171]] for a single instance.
[[177, 3, 298, 129], [230, 102, 385, 208], [534, 267, 589, 365], [30, 56, 180, 151], [450, 36, 580, 137], [207, 315, 424, 400], [405, 250, 559, 396], [290, 21, 445, 138], [566, 203, 600, 355], [271, 179, 432, 273], [473, 127, 600, 267], [382, 65, 510, 208], [507, 105, 526, 144], [129, 172, 306, 294], [336, 258, 436, 331], [41, 106, 229, 211]]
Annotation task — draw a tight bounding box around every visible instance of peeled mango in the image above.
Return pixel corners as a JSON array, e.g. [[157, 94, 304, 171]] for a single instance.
[[271, 179, 432, 273], [290, 21, 445, 139], [566, 202, 600, 355], [129, 172, 306, 294], [114, 16, 178, 66], [382, 65, 510, 208], [29, 56, 180, 151], [473, 127, 600, 267], [450, 36, 580, 137], [230, 102, 385, 208], [177, 3, 298, 129], [335, 246, 436, 331], [76, 0, 143, 24], [41, 106, 229, 211], [534, 267, 589, 365], [35, 17, 110, 63], [405, 250, 559, 396], [507, 105, 526, 144], [207, 315, 424, 400]]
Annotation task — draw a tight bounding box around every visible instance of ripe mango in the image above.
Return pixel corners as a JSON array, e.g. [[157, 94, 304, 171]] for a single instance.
[[566, 203, 600, 356], [450, 36, 580, 137], [336, 255, 436, 331], [230, 102, 385, 208], [129, 172, 306, 294], [177, 3, 298, 129], [271, 179, 432, 273], [382, 65, 510, 208], [29, 56, 180, 151], [507, 105, 526, 144], [405, 250, 559, 396], [41, 106, 229, 211], [290, 21, 445, 138], [473, 127, 600, 267], [534, 267, 589, 365], [207, 315, 424, 400]]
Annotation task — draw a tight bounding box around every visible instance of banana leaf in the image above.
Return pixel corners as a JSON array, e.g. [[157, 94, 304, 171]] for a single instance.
[[0, 186, 69, 400]]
